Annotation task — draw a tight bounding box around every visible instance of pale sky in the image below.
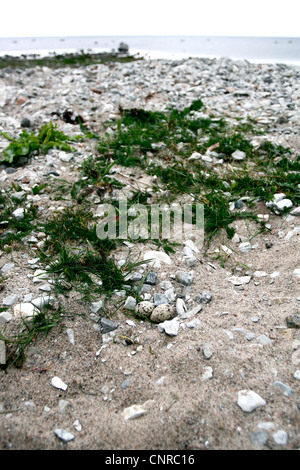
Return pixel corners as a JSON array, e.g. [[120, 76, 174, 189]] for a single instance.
[[1, 0, 299, 37]]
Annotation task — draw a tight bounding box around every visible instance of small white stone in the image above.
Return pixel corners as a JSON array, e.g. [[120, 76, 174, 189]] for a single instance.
[[73, 420, 82, 432], [276, 199, 293, 211], [232, 150, 246, 160], [237, 390, 266, 412], [293, 268, 300, 279], [239, 242, 252, 252], [54, 428, 74, 442], [31, 295, 55, 310], [33, 269, 49, 283], [12, 208, 25, 220], [228, 275, 251, 285], [253, 271, 268, 278], [272, 430, 288, 446], [122, 404, 147, 420], [290, 207, 300, 216], [2, 294, 19, 306], [186, 319, 201, 329], [66, 328, 75, 345], [90, 300, 103, 313], [176, 298, 187, 317], [270, 271, 280, 279], [202, 366, 213, 381], [158, 317, 180, 336], [13, 302, 39, 318], [293, 370, 300, 380], [51, 376, 68, 391], [143, 250, 172, 268], [124, 296, 136, 310]]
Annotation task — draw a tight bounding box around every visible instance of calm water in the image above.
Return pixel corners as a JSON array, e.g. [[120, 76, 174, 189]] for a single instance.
[[0, 35, 299, 65]]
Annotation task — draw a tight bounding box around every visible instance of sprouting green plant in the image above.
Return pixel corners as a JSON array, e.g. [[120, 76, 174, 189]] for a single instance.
[[0, 121, 82, 164]]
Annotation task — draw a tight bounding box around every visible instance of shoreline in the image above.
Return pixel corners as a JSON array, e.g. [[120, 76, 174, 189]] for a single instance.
[[0, 35, 299, 66]]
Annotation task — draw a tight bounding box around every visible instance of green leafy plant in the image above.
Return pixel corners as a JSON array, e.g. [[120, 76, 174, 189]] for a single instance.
[[0, 122, 80, 164]]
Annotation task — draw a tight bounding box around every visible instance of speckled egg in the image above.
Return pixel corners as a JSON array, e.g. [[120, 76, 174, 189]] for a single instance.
[[150, 304, 176, 323], [135, 301, 155, 318]]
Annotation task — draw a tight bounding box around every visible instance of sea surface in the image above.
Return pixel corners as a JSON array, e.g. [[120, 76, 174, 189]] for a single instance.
[[0, 35, 299, 65]]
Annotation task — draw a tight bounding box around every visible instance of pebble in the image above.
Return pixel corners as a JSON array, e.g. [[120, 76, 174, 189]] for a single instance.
[[2, 294, 19, 306], [13, 302, 39, 318], [66, 328, 75, 345], [194, 291, 212, 304], [175, 270, 194, 286], [186, 318, 201, 329], [176, 298, 188, 317], [153, 293, 168, 306], [100, 318, 118, 333], [273, 381, 294, 396], [54, 428, 75, 442], [294, 370, 300, 380], [157, 317, 180, 336], [122, 404, 147, 420], [237, 390, 266, 412], [202, 342, 214, 359], [89, 300, 103, 313], [51, 376, 68, 391], [144, 271, 157, 285], [12, 208, 25, 220], [124, 296, 136, 310], [228, 275, 251, 285], [143, 251, 172, 268], [249, 430, 269, 447], [202, 366, 213, 380], [272, 430, 288, 446], [31, 295, 55, 310]]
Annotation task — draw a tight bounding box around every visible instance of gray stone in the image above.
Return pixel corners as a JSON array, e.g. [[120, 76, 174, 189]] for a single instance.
[[0, 311, 12, 324], [1, 263, 14, 274], [175, 270, 194, 286], [257, 334, 273, 345], [144, 271, 157, 285], [89, 300, 103, 313], [124, 296, 136, 310], [272, 430, 288, 446], [194, 291, 212, 304], [232, 150, 247, 160], [202, 342, 214, 359], [2, 294, 19, 306], [153, 293, 168, 306], [249, 430, 269, 447], [273, 381, 294, 396], [12, 208, 25, 220], [31, 295, 55, 310], [100, 317, 118, 333]]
